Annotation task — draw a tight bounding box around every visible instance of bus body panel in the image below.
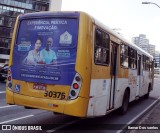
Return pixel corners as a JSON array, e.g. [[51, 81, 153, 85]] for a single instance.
[[13, 92, 88, 117], [87, 27, 123, 116], [140, 71, 150, 96], [128, 69, 137, 101], [87, 19, 153, 117], [8, 16, 19, 66], [6, 89, 14, 104], [11, 80, 70, 100], [115, 49, 129, 109], [87, 24, 112, 116], [114, 78, 128, 109], [74, 12, 93, 99], [63, 97, 88, 117], [14, 93, 65, 113], [87, 79, 110, 116]]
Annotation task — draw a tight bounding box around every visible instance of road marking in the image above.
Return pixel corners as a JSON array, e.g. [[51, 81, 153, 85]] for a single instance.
[[46, 119, 80, 133], [0, 105, 17, 109], [0, 115, 34, 124], [0, 91, 5, 94], [116, 96, 160, 133]]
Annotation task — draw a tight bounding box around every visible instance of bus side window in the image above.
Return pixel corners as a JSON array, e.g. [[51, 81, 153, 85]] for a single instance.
[[143, 55, 150, 71], [120, 44, 129, 68], [95, 47, 103, 63], [94, 28, 109, 65], [129, 48, 137, 69]]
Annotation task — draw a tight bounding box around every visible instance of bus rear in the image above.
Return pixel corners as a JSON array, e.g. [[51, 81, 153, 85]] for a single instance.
[[6, 12, 92, 117]]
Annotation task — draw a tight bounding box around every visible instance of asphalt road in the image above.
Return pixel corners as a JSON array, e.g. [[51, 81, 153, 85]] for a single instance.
[[0, 77, 159, 133]]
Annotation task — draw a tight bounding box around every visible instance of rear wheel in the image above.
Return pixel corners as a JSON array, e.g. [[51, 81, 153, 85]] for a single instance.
[[53, 112, 61, 115], [24, 106, 35, 109], [144, 92, 149, 99], [120, 90, 129, 115]]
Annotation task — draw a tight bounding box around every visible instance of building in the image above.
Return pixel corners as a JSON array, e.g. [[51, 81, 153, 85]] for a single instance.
[[155, 51, 160, 67], [148, 44, 155, 57], [132, 34, 149, 52], [0, 0, 50, 67], [132, 34, 155, 57], [50, 0, 62, 11], [154, 51, 160, 74]]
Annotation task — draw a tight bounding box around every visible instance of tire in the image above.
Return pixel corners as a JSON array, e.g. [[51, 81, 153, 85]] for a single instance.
[[53, 112, 61, 115], [24, 106, 35, 109], [120, 90, 129, 115]]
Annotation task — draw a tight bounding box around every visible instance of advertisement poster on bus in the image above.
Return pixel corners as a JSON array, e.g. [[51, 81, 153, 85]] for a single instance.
[[11, 17, 79, 85]]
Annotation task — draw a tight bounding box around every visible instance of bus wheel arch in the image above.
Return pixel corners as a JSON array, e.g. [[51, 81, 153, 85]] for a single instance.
[[144, 83, 151, 99], [120, 87, 130, 115]]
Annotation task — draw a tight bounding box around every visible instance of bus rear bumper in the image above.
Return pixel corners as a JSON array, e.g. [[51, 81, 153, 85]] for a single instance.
[[7, 90, 88, 117], [13, 93, 65, 114]]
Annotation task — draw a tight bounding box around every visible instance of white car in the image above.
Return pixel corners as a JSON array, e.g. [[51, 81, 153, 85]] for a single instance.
[[0, 64, 8, 81]]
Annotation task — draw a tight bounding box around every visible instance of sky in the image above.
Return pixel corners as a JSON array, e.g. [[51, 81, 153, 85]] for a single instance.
[[61, 0, 160, 51]]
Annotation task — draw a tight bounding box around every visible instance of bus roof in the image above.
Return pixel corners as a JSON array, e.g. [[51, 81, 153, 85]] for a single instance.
[[93, 18, 153, 59], [19, 11, 80, 19]]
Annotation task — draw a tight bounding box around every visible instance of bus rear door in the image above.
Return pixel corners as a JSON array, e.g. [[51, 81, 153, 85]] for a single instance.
[[109, 42, 118, 110]]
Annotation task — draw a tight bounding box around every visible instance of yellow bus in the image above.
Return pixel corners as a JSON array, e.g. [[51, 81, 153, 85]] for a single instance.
[[6, 11, 154, 117]]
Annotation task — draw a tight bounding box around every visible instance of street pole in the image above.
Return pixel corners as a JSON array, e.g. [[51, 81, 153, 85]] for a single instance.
[[142, 2, 160, 8]]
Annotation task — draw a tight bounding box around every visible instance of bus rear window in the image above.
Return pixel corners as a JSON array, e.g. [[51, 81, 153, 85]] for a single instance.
[[12, 17, 79, 85]]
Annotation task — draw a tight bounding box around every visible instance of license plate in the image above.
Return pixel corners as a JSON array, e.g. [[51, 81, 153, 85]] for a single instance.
[[33, 83, 46, 90]]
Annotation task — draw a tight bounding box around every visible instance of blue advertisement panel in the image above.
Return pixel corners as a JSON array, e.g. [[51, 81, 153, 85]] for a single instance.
[[11, 16, 79, 85]]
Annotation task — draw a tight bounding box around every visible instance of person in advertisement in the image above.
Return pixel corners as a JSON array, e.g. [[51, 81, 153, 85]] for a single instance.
[[24, 38, 44, 65], [40, 37, 57, 64]]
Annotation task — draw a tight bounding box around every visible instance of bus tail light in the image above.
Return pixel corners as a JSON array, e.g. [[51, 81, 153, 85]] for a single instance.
[[75, 76, 81, 82], [7, 68, 13, 90], [8, 76, 11, 81], [73, 83, 79, 89], [68, 73, 82, 100]]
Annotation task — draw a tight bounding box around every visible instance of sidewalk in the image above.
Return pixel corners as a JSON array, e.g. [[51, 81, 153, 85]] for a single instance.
[[129, 77, 160, 133], [129, 101, 160, 133]]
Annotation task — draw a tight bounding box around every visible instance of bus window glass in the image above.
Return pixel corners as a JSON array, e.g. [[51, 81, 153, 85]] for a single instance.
[[120, 44, 128, 68], [129, 48, 137, 69], [143, 55, 150, 71], [11, 17, 79, 85], [94, 28, 109, 65], [146, 57, 150, 70]]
